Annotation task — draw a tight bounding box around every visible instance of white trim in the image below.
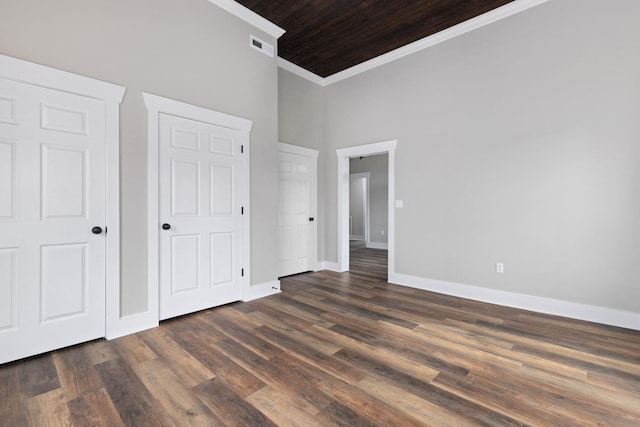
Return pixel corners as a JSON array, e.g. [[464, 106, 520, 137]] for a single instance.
[[0, 54, 126, 341], [336, 140, 397, 276], [277, 0, 552, 86], [315, 261, 341, 273], [142, 92, 252, 335], [278, 141, 319, 159], [277, 58, 326, 87], [366, 242, 388, 250], [207, 0, 285, 39], [389, 272, 640, 331], [0, 54, 126, 102], [278, 142, 319, 277], [243, 280, 281, 302]]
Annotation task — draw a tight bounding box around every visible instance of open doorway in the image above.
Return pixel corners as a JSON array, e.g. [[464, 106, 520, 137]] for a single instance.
[[336, 140, 397, 279], [349, 154, 389, 279]]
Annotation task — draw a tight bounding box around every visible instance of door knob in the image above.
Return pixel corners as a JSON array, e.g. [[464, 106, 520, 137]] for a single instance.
[[162, 223, 171, 230], [91, 226, 103, 235], [309, 217, 315, 222]]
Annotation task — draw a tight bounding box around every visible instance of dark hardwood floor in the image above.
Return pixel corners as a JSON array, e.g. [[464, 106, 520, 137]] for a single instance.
[[2, 244, 640, 426]]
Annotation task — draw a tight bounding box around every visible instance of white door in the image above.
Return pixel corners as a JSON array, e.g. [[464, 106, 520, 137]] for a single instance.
[[349, 173, 369, 241], [159, 113, 243, 320], [278, 150, 315, 277], [0, 78, 106, 364]]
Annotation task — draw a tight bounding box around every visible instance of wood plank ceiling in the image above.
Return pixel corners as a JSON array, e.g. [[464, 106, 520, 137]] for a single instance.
[[236, 0, 516, 77]]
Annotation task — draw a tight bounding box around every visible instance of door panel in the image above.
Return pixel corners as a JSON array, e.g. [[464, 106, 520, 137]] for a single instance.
[[278, 151, 314, 277], [171, 234, 200, 294], [42, 145, 87, 218], [210, 164, 233, 215], [159, 113, 243, 320], [0, 77, 106, 364], [171, 159, 200, 216], [0, 248, 16, 330], [210, 232, 233, 285], [41, 243, 86, 321], [0, 140, 15, 218]]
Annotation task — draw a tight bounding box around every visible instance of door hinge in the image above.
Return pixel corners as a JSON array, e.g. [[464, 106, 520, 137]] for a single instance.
[[241, 145, 244, 154], [241, 268, 244, 277], [105, 227, 108, 234], [241, 206, 244, 215]]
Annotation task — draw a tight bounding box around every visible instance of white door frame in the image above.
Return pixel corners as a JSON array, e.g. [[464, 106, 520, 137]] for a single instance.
[[143, 92, 252, 331], [277, 142, 319, 272], [336, 140, 397, 275], [349, 172, 370, 242], [0, 54, 125, 339]]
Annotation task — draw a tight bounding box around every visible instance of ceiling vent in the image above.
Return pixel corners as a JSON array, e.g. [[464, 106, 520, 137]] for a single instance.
[[250, 35, 273, 58]]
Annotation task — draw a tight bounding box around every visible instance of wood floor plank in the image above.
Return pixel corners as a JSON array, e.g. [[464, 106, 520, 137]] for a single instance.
[[81, 339, 120, 366], [416, 321, 589, 382], [17, 354, 61, 399], [193, 377, 275, 427], [245, 385, 325, 427], [138, 327, 215, 388], [356, 375, 478, 427], [170, 329, 267, 398], [254, 324, 366, 384], [267, 348, 427, 427], [133, 357, 222, 427], [111, 334, 157, 366], [67, 388, 125, 427], [95, 358, 172, 427], [335, 347, 524, 426], [0, 362, 30, 426], [304, 323, 441, 381], [25, 388, 73, 427], [52, 348, 104, 402], [315, 401, 379, 427], [213, 337, 334, 414]]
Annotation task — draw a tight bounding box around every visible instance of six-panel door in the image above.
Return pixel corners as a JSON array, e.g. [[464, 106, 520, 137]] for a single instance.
[[0, 78, 106, 364], [278, 151, 313, 277], [158, 113, 243, 320]]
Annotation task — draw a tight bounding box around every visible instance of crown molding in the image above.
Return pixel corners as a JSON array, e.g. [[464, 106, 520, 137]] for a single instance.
[[278, 0, 552, 86], [207, 0, 285, 39], [277, 58, 326, 86]]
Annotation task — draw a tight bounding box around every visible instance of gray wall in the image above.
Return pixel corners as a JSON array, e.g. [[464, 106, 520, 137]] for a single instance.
[[351, 155, 388, 244], [0, 0, 279, 316], [281, 0, 640, 313]]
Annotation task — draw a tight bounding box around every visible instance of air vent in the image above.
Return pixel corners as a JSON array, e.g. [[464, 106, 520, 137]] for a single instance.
[[250, 35, 273, 58]]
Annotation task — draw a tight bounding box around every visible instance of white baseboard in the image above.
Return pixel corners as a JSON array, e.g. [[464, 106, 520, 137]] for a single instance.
[[106, 312, 158, 340], [389, 272, 640, 331], [349, 236, 365, 241], [243, 280, 281, 302], [366, 241, 388, 250], [315, 261, 341, 272]]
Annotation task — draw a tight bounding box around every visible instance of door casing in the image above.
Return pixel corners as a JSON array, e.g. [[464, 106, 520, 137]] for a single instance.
[[143, 93, 251, 333], [0, 54, 125, 342], [336, 140, 397, 275]]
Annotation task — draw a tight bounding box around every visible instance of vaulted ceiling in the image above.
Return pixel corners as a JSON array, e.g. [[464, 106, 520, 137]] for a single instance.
[[236, 0, 516, 77]]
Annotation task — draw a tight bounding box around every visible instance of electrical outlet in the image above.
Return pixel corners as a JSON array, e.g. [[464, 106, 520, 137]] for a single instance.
[[381, 230, 385, 235], [496, 263, 504, 274]]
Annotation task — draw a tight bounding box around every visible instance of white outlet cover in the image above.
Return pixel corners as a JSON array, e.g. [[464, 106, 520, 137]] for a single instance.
[[395, 200, 404, 208]]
